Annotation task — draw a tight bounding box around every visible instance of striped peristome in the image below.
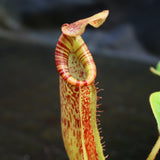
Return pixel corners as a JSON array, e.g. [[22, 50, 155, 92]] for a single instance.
[[55, 33, 96, 86], [55, 10, 109, 160]]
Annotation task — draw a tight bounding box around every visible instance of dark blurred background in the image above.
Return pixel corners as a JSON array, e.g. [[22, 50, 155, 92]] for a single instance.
[[0, 0, 160, 160]]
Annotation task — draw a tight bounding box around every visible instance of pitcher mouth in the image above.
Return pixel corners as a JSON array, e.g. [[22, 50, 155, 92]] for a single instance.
[[55, 34, 96, 86]]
